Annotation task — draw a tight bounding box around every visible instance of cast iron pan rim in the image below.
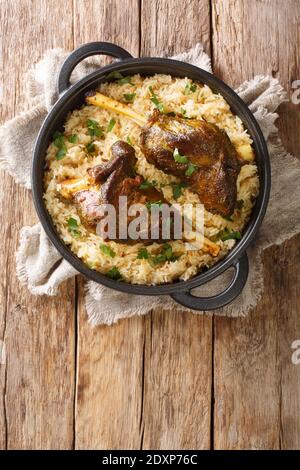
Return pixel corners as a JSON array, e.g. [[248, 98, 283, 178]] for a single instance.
[[32, 56, 270, 296]]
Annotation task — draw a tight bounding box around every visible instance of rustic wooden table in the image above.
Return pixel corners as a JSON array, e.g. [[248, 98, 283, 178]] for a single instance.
[[0, 0, 299, 450]]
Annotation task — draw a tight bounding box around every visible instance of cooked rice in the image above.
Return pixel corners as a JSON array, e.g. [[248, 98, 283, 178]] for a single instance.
[[43, 74, 259, 285]]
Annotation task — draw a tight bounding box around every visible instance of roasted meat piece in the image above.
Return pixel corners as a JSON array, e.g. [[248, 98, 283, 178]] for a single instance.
[[74, 141, 175, 243], [140, 111, 242, 216], [87, 140, 136, 183], [73, 190, 103, 226]]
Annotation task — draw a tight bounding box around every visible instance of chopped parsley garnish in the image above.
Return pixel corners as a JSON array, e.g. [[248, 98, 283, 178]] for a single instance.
[[173, 148, 189, 164], [68, 134, 78, 144], [123, 93, 136, 103], [118, 75, 134, 86], [152, 244, 179, 265], [237, 199, 244, 210], [137, 247, 150, 259], [171, 182, 187, 199], [86, 119, 104, 137], [173, 148, 198, 176], [139, 179, 157, 190], [107, 71, 133, 85], [185, 162, 199, 177], [151, 253, 167, 265], [107, 118, 116, 132], [181, 108, 187, 116], [53, 131, 67, 160], [100, 244, 116, 258], [67, 217, 81, 237], [137, 244, 179, 265], [53, 131, 64, 146], [86, 142, 95, 153], [146, 200, 163, 210], [220, 228, 242, 241], [223, 215, 234, 222], [56, 148, 67, 160], [149, 86, 165, 113], [126, 136, 133, 145], [107, 71, 123, 80], [184, 82, 197, 95], [106, 266, 122, 280]]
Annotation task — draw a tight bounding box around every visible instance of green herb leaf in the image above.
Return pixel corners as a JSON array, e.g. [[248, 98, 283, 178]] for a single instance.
[[53, 131, 64, 146], [220, 229, 242, 241], [86, 142, 95, 153], [107, 118, 116, 132], [181, 108, 187, 116], [100, 243, 116, 258], [123, 93, 136, 103], [184, 82, 197, 95], [164, 243, 179, 262], [67, 217, 81, 237], [173, 148, 189, 164], [118, 75, 133, 85], [185, 162, 199, 177], [149, 86, 165, 113], [223, 215, 234, 222], [171, 182, 187, 200], [146, 200, 163, 210], [151, 243, 179, 265], [68, 134, 78, 143], [53, 131, 67, 160], [87, 119, 104, 137], [107, 71, 124, 80], [139, 179, 157, 190], [162, 243, 172, 260], [237, 199, 244, 210], [151, 253, 167, 265], [126, 136, 133, 145], [67, 217, 78, 229], [106, 266, 122, 280], [138, 244, 179, 265], [137, 248, 149, 259], [56, 147, 67, 160]]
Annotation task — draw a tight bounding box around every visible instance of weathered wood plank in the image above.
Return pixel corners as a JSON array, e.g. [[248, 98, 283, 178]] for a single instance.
[[140, 310, 213, 450], [212, 0, 300, 449], [140, 0, 213, 450], [141, 0, 211, 57], [75, 279, 145, 450], [73, 0, 144, 450], [0, 0, 76, 449]]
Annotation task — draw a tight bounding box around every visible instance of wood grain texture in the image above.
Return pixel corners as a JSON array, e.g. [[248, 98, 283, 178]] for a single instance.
[[212, 0, 300, 450], [140, 311, 212, 450], [140, 0, 213, 450], [141, 0, 211, 57], [0, 0, 300, 450], [73, 0, 144, 450], [0, 0, 75, 449], [75, 279, 145, 449]]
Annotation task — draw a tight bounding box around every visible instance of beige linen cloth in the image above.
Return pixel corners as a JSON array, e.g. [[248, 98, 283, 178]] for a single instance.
[[1, 44, 300, 325]]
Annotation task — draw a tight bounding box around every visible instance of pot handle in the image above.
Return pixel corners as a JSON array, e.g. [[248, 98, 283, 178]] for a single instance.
[[58, 42, 133, 95], [171, 252, 249, 311]]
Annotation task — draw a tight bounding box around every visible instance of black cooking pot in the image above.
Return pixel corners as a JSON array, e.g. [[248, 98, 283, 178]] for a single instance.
[[32, 42, 271, 310]]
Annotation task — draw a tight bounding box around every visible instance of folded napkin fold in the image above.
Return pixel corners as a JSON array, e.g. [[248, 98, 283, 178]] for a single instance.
[[1, 43, 300, 325]]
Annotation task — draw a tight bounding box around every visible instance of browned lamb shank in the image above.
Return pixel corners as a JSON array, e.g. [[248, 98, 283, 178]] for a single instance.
[[73, 141, 175, 243], [140, 111, 243, 217], [86, 93, 244, 217]]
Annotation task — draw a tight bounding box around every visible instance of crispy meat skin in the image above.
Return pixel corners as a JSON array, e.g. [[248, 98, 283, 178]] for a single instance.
[[74, 141, 174, 243], [140, 111, 242, 216]]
